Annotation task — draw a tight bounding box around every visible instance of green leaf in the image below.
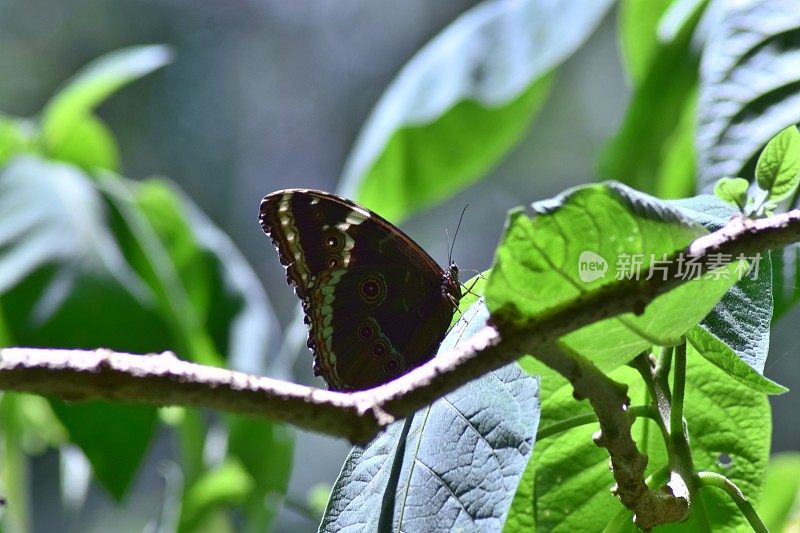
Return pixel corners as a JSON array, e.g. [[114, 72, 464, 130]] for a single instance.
[[617, 0, 673, 84], [652, 91, 699, 199], [227, 416, 294, 531], [713, 177, 749, 210], [43, 114, 120, 171], [0, 156, 172, 353], [95, 175, 279, 368], [656, 0, 709, 43], [40, 45, 172, 160], [756, 453, 800, 531], [308, 483, 333, 519], [321, 301, 540, 531], [95, 174, 216, 361], [697, 3, 800, 190], [599, 0, 703, 198], [508, 350, 771, 531], [487, 183, 704, 325], [149, 181, 280, 372], [12, 394, 67, 454], [179, 459, 254, 533], [685, 325, 787, 394], [0, 156, 278, 501], [0, 115, 29, 167], [338, 0, 614, 222], [486, 183, 739, 372], [0, 156, 176, 499], [49, 399, 156, 500], [755, 125, 800, 202]]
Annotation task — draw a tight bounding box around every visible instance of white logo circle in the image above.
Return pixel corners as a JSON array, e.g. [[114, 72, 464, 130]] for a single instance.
[[578, 251, 608, 283]]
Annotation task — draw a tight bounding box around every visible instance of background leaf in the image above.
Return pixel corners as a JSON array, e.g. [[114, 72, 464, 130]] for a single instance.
[[756, 453, 800, 531], [43, 114, 120, 171], [0, 115, 29, 167], [48, 400, 156, 500], [338, 0, 614, 222], [0, 155, 279, 502], [96, 175, 279, 369], [40, 44, 172, 165], [617, 0, 674, 84], [599, 0, 704, 198], [0, 156, 171, 352], [227, 415, 294, 532], [321, 300, 540, 531], [696, 0, 800, 190], [179, 458, 254, 532]]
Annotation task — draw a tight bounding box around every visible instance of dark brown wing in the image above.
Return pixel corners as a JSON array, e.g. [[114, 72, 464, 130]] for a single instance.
[[259, 189, 459, 390]]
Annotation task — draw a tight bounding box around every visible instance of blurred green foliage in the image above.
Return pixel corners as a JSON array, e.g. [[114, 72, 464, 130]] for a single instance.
[[0, 45, 291, 532]]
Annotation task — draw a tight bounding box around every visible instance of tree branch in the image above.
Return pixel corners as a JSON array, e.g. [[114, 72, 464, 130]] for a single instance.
[[1, 211, 800, 445]]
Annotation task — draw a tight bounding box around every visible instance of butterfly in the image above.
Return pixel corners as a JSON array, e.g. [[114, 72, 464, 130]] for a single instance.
[[259, 189, 462, 391]]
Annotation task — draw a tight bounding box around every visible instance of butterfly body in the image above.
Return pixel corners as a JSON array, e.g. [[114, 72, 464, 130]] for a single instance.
[[259, 189, 460, 391]]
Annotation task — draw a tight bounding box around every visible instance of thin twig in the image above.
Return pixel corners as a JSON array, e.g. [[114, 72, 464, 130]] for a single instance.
[[535, 405, 656, 442], [696, 471, 768, 533]]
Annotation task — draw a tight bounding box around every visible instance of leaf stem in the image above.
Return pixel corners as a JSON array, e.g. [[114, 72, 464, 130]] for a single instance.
[[670, 341, 686, 441], [535, 406, 656, 442], [696, 471, 768, 533], [1, 394, 30, 533], [655, 346, 673, 394]]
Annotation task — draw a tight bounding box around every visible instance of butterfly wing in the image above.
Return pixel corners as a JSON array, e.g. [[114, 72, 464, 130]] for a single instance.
[[259, 189, 459, 390]]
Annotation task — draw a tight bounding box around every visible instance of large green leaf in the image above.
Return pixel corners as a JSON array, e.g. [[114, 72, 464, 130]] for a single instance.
[[501, 192, 775, 530], [40, 44, 172, 167], [0, 156, 171, 351], [507, 350, 771, 531], [338, 0, 614, 222], [486, 183, 738, 372], [487, 183, 704, 323], [49, 400, 156, 501], [321, 301, 540, 531], [0, 156, 168, 497], [696, 0, 800, 189]]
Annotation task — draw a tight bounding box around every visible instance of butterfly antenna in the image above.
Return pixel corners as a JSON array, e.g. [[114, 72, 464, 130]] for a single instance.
[[449, 204, 469, 266], [445, 227, 451, 266]]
